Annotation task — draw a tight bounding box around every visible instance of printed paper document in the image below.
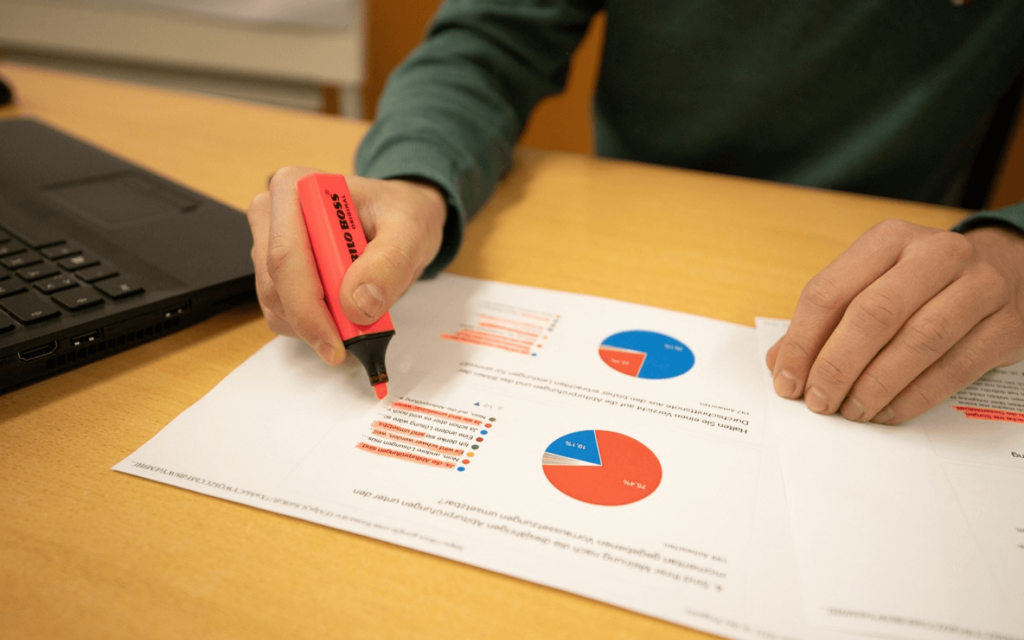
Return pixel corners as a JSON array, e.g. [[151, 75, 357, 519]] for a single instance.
[[757, 318, 1024, 640], [116, 274, 859, 640]]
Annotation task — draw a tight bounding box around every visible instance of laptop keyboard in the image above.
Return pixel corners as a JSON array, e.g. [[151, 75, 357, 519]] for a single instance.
[[0, 226, 143, 334]]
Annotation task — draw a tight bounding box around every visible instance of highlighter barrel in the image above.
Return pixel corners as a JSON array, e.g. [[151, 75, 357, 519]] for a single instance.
[[298, 173, 395, 397]]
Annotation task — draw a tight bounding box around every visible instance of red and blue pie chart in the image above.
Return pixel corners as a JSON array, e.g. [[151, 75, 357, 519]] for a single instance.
[[542, 430, 662, 506], [598, 330, 694, 379]]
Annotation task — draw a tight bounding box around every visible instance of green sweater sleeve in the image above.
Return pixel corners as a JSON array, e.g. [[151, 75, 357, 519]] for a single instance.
[[355, 0, 600, 277], [357, 1, 1024, 276], [953, 201, 1024, 237]]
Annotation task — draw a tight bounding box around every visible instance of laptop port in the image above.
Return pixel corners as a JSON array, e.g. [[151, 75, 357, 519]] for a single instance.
[[19, 341, 58, 361], [163, 303, 190, 318], [71, 330, 101, 348]]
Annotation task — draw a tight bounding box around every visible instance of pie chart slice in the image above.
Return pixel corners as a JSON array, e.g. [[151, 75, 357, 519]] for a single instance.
[[599, 330, 694, 379], [542, 430, 662, 506]]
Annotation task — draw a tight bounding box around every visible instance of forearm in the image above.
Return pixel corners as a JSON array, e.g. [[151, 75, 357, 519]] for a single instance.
[[356, 0, 601, 276]]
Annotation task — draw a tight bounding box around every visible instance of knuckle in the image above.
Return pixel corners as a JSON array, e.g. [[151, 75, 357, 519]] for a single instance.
[[265, 238, 293, 279], [902, 315, 955, 357], [289, 313, 326, 344], [873, 218, 914, 241], [267, 166, 304, 192], [255, 271, 282, 313], [812, 354, 852, 387], [933, 231, 974, 264], [902, 382, 933, 408], [799, 276, 847, 313], [853, 367, 894, 400], [972, 263, 1009, 299], [945, 347, 987, 384], [247, 191, 270, 217], [780, 336, 815, 363], [847, 289, 903, 333], [263, 313, 293, 337], [250, 245, 265, 274], [255, 292, 291, 337]]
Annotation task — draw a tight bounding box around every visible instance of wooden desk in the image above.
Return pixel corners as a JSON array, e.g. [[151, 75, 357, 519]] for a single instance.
[[0, 63, 967, 640]]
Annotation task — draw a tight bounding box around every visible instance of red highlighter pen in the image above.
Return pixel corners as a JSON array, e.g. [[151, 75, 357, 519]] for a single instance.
[[297, 173, 394, 400]]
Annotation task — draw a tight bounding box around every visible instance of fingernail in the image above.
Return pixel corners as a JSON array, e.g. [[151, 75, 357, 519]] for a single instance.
[[871, 406, 895, 425], [805, 387, 830, 414], [773, 369, 799, 398], [840, 396, 865, 422], [353, 282, 385, 319]]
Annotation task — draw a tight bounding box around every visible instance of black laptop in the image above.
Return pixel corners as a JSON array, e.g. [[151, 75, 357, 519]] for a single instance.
[[0, 118, 255, 394]]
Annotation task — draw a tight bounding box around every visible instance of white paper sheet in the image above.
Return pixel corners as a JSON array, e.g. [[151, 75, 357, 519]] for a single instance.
[[756, 318, 1024, 640], [116, 274, 858, 640]]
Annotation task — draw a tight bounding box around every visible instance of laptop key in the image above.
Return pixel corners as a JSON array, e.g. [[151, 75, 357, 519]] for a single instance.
[[0, 313, 14, 334], [95, 277, 144, 299], [0, 291, 62, 324], [41, 243, 81, 259], [75, 264, 118, 283], [1, 252, 42, 270], [34, 273, 78, 294], [17, 264, 60, 281], [0, 277, 26, 298], [58, 253, 100, 271], [0, 240, 26, 258], [53, 286, 105, 311]]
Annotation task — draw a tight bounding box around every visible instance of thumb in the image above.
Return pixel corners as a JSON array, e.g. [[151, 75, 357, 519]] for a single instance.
[[341, 229, 419, 324], [338, 179, 446, 324]]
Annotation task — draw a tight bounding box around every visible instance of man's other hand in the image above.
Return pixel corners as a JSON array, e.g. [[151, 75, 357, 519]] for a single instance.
[[766, 219, 1024, 424]]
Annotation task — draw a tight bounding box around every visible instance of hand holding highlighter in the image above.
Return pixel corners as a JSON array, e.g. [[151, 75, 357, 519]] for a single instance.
[[297, 173, 394, 399]]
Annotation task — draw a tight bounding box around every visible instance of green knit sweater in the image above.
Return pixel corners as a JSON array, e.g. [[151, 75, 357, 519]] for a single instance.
[[356, 0, 1024, 276]]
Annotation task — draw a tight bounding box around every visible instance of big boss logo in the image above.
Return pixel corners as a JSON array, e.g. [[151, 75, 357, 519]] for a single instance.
[[329, 191, 360, 263]]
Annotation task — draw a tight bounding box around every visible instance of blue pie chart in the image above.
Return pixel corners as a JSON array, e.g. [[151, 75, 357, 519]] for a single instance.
[[598, 330, 694, 379]]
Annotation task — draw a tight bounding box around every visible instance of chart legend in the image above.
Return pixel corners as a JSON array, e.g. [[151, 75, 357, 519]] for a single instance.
[[542, 430, 662, 506], [599, 330, 694, 379], [441, 300, 558, 356], [356, 398, 496, 472]]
